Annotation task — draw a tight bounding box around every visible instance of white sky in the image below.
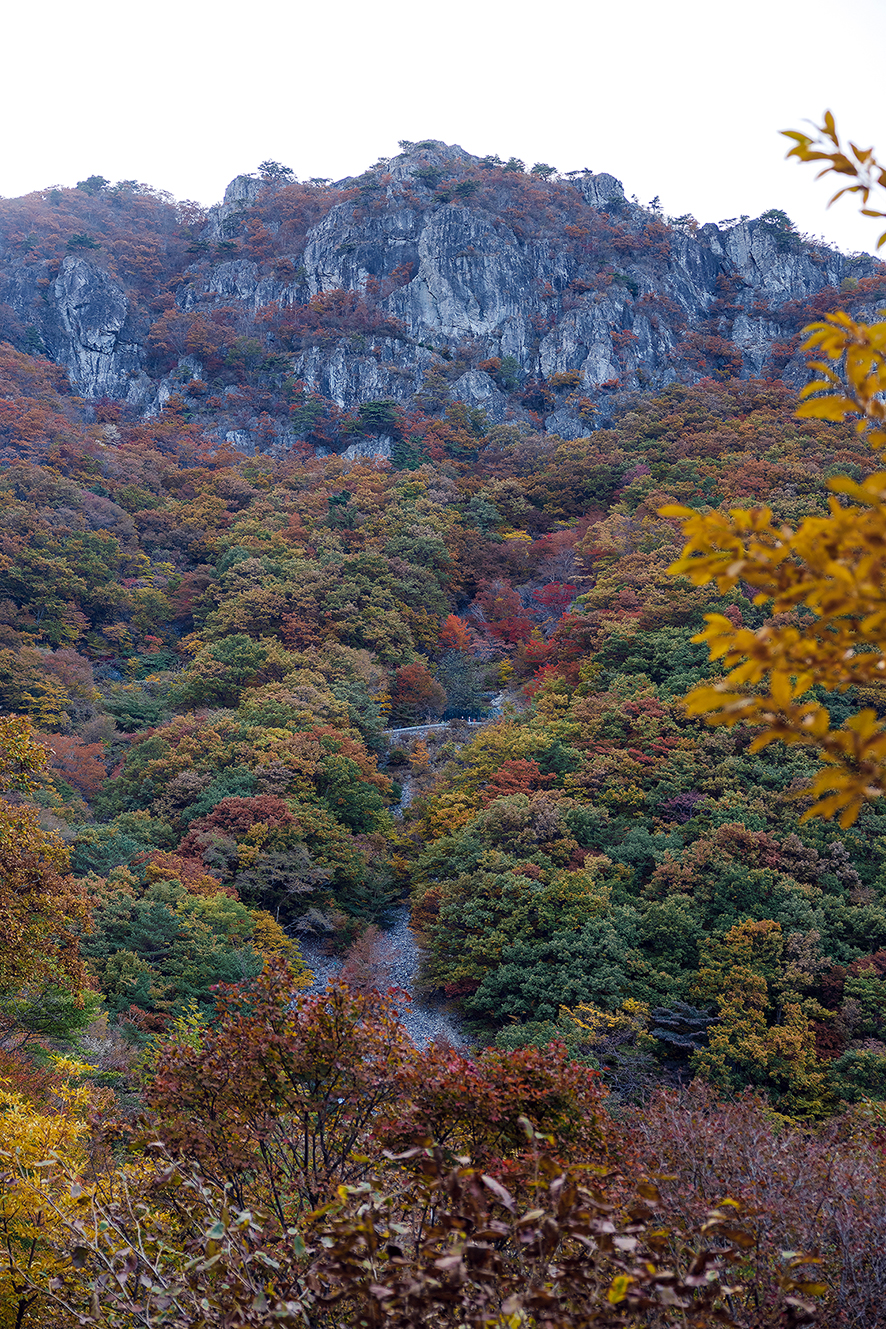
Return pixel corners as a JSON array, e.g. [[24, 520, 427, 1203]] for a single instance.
[[2, 0, 884, 255]]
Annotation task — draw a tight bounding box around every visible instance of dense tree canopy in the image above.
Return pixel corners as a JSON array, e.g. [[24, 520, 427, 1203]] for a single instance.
[[4, 113, 886, 1326]]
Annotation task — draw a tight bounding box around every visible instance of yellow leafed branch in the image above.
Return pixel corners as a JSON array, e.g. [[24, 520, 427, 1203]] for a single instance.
[[662, 303, 886, 826], [782, 109, 886, 249]]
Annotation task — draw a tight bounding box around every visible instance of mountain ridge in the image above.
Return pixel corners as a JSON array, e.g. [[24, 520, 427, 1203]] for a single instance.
[[1, 141, 883, 457]]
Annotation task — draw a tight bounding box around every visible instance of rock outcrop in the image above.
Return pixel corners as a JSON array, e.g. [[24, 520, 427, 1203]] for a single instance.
[[49, 257, 152, 403], [0, 141, 881, 453]]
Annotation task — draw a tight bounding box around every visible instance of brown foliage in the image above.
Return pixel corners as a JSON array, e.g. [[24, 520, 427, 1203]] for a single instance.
[[338, 924, 396, 993], [38, 1134, 804, 1329], [633, 1082, 886, 1328]]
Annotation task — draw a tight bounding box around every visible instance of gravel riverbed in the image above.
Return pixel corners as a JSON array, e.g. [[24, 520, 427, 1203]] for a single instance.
[[294, 717, 505, 1049], [297, 904, 467, 1050]]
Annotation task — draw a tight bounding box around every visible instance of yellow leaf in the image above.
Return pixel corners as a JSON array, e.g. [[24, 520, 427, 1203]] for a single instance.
[[796, 1282, 829, 1298], [770, 673, 793, 707], [796, 398, 856, 422], [608, 1275, 632, 1305]]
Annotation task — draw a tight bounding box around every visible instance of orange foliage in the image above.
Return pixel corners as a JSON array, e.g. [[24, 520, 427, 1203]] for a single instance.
[[38, 732, 107, 799], [140, 850, 231, 898], [438, 613, 473, 651]]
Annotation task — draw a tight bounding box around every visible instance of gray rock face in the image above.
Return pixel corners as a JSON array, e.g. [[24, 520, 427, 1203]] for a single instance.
[[0, 250, 154, 406], [277, 176, 878, 431], [0, 145, 881, 450], [44, 258, 152, 403], [302, 200, 422, 298], [543, 408, 593, 440], [293, 338, 433, 410], [181, 258, 265, 308], [389, 205, 530, 344], [207, 175, 266, 240], [577, 172, 626, 209], [449, 368, 511, 422], [341, 433, 393, 462]]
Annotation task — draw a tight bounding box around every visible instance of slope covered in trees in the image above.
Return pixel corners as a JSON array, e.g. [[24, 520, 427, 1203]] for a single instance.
[[2, 140, 886, 1324], [2, 347, 885, 1110]]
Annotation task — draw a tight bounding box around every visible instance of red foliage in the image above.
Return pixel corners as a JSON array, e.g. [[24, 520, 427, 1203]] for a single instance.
[[472, 581, 532, 645], [235, 180, 358, 267], [178, 795, 296, 858], [389, 663, 447, 725], [675, 331, 744, 379], [0, 343, 92, 465], [385, 1039, 609, 1182], [480, 758, 555, 806], [196, 795, 295, 835], [514, 635, 553, 680], [531, 581, 577, 615], [532, 610, 599, 683], [0, 182, 195, 298], [146, 306, 241, 373], [168, 567, 215, 624], [272, 289, 405, 350], [146, 962, 610, 1213]]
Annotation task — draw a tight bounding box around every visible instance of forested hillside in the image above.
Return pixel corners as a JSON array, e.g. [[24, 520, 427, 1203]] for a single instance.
[[2, 145, 886, 1325]]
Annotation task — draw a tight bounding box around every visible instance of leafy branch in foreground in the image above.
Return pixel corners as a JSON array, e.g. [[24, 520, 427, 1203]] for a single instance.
[[662, 113, 886, 827], [661, 460, 886, 826], [16, 1131, 824, 1328], [782, 110, 886, 248]]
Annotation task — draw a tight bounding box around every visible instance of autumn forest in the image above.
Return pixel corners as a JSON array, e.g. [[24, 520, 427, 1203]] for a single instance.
[[2, 137, 886, 1326]]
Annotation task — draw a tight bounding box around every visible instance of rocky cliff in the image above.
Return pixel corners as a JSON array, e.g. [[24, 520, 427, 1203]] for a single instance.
[[1, 142, 882, 455]]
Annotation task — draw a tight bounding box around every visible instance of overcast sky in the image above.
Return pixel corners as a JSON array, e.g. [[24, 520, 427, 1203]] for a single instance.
[[2, 0, 884, 255]]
